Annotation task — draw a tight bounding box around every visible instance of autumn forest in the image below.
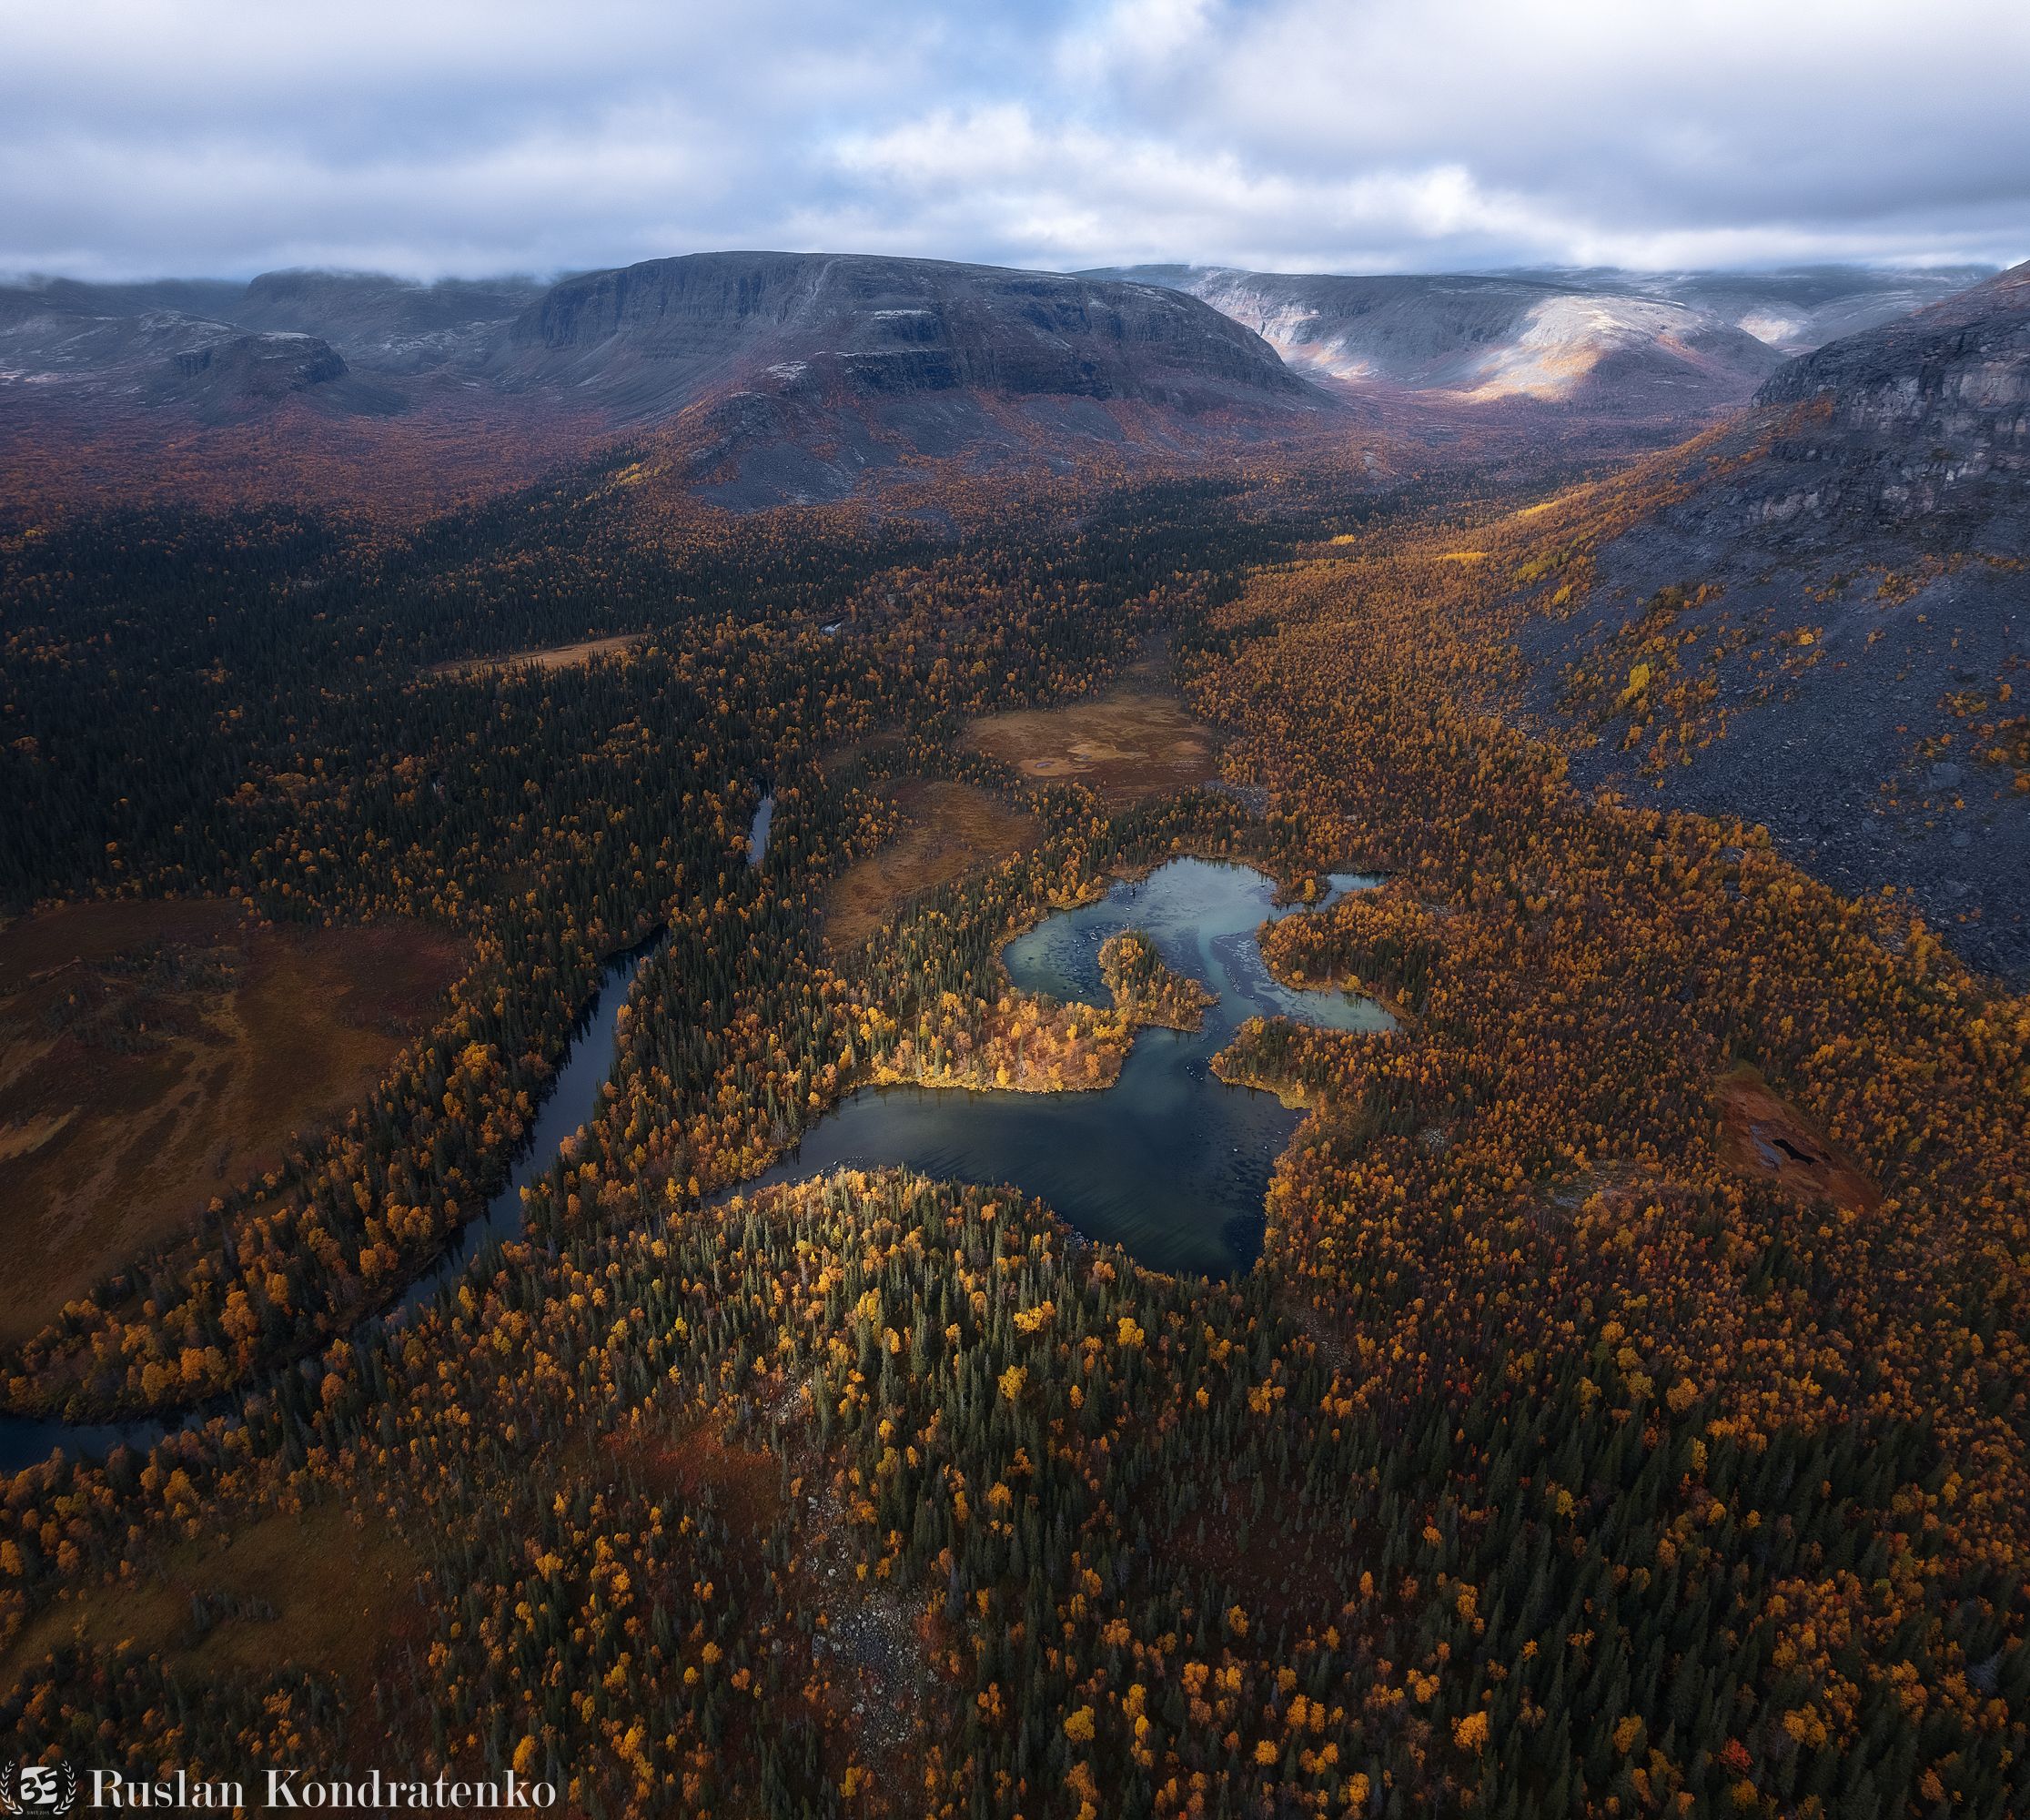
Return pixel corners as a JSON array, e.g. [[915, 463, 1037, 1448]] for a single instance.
[[0, 370, 2026, 1820]]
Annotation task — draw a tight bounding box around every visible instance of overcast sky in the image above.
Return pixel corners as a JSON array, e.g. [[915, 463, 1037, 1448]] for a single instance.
[[5, 0, 2026, 281]]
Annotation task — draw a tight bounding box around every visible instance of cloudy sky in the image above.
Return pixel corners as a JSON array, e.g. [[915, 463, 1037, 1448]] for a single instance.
[[6, 0, 2026, 281]]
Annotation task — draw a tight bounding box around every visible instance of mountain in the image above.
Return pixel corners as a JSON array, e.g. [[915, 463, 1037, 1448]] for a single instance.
[[1515, 260, 2030, 977], [227, 269, 544, 373], [0, 254, 1326, 509], [0, 268, 548, 418], [501, 253, 1307, 416], [1509, 265, 1996, 355], [496, 252, 1328, 507], [1084, 266, 1789, 425], [0, 275, 248, 321], [1748, 260, 2029, 523], [1085, 263, 2005, 441], [158, 329, 351, 409], [0, 283, 355, 420], [11, 251, 1999, 518]]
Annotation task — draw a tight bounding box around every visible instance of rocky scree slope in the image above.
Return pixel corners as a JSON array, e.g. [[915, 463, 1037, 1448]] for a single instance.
[[1516, 262, 2030, 979]]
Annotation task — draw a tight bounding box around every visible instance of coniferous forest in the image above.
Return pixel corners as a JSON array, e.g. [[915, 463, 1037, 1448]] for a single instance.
[[3, 433, 2026, 1820]]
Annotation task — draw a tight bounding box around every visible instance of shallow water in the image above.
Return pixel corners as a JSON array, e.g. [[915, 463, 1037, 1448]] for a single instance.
[[733, 858, 1389, 1278]]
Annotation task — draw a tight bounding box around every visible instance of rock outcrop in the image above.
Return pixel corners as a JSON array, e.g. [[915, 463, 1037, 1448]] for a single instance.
[[1747, 262, 2030, 527], [164, 331, 348, 403]]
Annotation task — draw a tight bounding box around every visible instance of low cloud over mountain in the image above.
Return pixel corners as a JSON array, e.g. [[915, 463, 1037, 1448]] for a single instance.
[[1085, 265, 1998, 428]]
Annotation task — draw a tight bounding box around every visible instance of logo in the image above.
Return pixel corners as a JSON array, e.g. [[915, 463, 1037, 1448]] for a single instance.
[[1, 1763, 76, 1817]]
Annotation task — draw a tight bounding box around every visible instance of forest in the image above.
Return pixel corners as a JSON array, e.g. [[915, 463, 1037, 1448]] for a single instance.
[[2, 441, 2026, 1820]]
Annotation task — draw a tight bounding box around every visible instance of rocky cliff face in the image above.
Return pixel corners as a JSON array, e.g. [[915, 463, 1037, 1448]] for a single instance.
[[163, 330, 348, 405], [1747, 263, 2030, 528]]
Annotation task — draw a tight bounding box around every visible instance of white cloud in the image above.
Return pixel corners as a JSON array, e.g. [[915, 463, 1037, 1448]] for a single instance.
[[825, 107, 1571, 270], [1040, 0, 2030, 266], [1055, 0, 1221, 86], [1, 0, 2025, 278]]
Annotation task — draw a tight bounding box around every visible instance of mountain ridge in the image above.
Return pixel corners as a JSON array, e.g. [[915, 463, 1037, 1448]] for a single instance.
[[498, 251, 1308, 419], [1082, 261, 2003, 431], [0, 252, 1328, 508]]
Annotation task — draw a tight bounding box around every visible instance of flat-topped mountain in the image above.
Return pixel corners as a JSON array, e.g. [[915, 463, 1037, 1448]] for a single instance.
[[1, 257, 1300, 413], [0, 254, 1323, 506], [493, 252, 1321, 505], [501, 252, 1306, 419], [7, 251, 2002, 511]]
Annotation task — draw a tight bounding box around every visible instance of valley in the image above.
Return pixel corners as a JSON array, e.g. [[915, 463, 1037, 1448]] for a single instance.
[[1, 251, 2026, 1820]]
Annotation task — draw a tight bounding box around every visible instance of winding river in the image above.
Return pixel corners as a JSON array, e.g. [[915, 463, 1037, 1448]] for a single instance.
[[0, 937, 662, 1472], [0, 802, 780, 1471], [0, 809, 1383, 1466]]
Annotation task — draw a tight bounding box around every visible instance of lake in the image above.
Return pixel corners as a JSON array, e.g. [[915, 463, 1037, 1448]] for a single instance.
[[732, 857, 1388, 1277]]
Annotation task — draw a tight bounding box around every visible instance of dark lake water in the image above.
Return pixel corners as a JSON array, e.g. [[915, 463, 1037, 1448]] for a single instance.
[[732, 858, 1389, 1278]]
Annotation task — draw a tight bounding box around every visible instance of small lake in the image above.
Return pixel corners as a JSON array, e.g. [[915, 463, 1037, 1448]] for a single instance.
[[735, 858, 1389, 1277]]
